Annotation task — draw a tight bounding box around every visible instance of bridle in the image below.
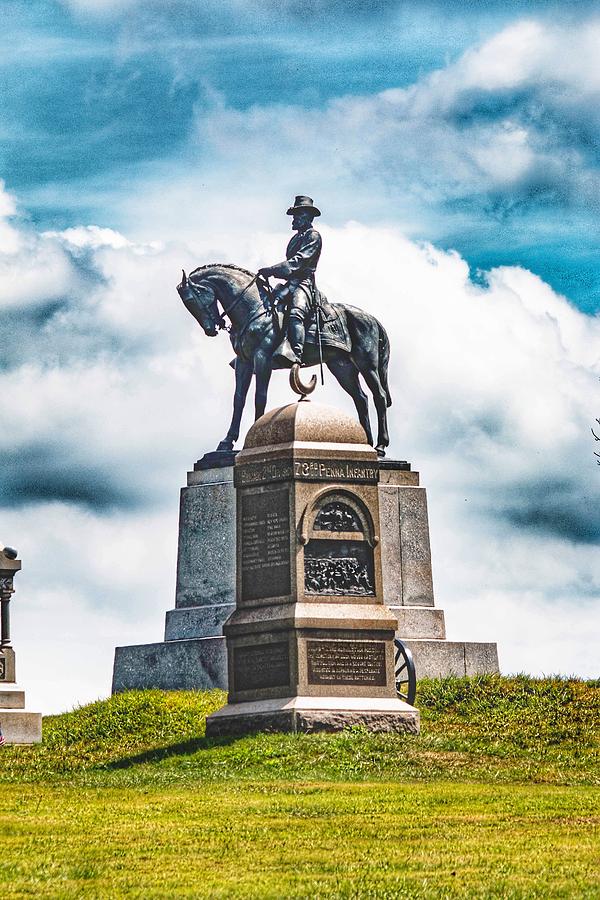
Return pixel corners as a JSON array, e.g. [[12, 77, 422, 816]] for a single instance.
[[189, 271, 274, 335]]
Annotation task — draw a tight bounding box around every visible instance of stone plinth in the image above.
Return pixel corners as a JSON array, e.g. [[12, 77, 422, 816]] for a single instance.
[[0, 710, 42, 744], [173, 463, 236, 612], [207, 696, 419, 736], [206, 400, 420, 737], [112, 636, 227, 692], [378, 461, 499, 676], [111, 458, 235, 694], [112, 442, 498, 696], [403, 639, 499, 678]]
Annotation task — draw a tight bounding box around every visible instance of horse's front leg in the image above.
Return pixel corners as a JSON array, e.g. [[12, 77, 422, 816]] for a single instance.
[[217, 357, 253, 451], [253, 350, 273, 420]]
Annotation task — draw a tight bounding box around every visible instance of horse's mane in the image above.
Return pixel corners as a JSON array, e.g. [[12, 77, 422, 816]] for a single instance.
[[190, 263, 255, 278]]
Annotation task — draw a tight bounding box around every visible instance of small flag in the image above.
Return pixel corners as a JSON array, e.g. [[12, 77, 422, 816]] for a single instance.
[[0, 723, 5, 746]]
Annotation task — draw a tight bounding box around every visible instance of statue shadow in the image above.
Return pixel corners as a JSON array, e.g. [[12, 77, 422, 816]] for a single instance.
[[103, 735, 239, 770]]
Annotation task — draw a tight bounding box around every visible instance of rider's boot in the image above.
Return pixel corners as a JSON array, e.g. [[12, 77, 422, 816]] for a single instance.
[[273, 315, 305, 368], [273, 337, 300, 368], [288, 314, 306, 364]]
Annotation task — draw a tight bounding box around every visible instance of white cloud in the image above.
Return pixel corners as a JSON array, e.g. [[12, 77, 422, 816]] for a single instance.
[[0, 180, 23, 256], [128, 14, 597, 245], [59, 0, 140, 13], [1, 203, 599, 714], [43, 225, 134, 251]]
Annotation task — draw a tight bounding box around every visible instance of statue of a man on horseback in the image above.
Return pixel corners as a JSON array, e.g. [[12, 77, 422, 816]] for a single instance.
[[177, 194, 392, 456], [257, 195, 322, 369]]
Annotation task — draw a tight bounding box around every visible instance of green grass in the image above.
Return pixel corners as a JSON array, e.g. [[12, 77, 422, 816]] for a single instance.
[[1, 677, 599, 897]]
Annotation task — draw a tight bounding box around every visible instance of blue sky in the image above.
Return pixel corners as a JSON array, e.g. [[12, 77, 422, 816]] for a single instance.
[[1, 1, 599, 710], [3, 0, 600, 309]]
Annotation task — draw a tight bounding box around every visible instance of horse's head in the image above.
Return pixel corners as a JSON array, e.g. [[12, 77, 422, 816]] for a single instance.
[[177, 269, 224, 337]]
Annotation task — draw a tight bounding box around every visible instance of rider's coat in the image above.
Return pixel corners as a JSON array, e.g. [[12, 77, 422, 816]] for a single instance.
[[270, 227, 322, 297]]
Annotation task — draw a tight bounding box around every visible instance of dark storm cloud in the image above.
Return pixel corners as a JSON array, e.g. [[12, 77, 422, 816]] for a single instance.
[[0, 442, 141, 510], [0, 299, 141, 372], [500, 477, 600, 545]]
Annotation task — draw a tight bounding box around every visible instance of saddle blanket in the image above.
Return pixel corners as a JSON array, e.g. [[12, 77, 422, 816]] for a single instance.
[[256, 281, 352, 355], [306, 294, 351, 353]]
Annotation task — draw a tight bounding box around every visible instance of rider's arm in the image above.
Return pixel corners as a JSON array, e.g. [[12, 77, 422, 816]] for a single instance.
[[269, 230, 322, 280]]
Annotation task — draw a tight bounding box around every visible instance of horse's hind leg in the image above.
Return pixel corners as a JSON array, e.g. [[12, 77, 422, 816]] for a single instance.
[[217, 357, 253, 451], [327, 357, 373, 446], [355, 358, 389, 456]]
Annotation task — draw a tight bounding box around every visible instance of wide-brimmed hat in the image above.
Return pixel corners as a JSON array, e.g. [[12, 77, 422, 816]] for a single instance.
[[286, 195, 321, 217]]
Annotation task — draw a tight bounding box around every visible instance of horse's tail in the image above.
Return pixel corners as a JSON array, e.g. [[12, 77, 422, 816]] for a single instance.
[[378, 323, 392, 408]]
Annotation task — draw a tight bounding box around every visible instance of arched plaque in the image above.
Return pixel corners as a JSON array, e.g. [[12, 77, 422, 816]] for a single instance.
[[304, 495, 374, 596]]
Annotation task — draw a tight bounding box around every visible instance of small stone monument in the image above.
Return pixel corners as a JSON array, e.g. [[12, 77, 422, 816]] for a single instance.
[[0, 545, 42, 744], [206, 380, 420, 736]]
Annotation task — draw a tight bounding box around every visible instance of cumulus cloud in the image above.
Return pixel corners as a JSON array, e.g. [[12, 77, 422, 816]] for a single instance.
[[1, 188, 599, 711], [178, 16, 600, 231]]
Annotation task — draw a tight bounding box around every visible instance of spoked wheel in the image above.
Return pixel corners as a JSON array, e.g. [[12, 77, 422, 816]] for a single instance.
[[394, 638, 417, 705]]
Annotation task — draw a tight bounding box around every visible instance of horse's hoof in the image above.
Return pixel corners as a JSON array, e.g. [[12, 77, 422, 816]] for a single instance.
[[217, 440, 234, 452]]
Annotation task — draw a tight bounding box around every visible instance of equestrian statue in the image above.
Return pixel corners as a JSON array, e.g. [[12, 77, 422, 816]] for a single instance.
[[176, 195, 392, 456]]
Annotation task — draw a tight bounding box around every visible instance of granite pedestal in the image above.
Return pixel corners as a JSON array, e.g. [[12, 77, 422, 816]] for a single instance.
[[112, 457, 235, 693], [206, 400, 420, 736], [379, 461, 499, 677], [112, 451, 498, 694]]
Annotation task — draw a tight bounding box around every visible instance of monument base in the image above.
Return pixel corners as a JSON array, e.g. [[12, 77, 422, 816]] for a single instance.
[[404, 639, 499, 678], [111, 455, 499, 695], [0, 710, 42, 744], [0, 684, 42, 744], [206, 695, 420, 737], [111, 461, 236, 695], [112, 637, 227, 694]]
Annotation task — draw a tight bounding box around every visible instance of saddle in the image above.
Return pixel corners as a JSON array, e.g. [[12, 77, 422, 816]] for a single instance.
[[257, 280, 351, 355], [305, 291, 351, 354]]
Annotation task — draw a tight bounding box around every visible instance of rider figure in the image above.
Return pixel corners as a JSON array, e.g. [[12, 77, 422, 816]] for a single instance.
[[258, 195, 322, 367]]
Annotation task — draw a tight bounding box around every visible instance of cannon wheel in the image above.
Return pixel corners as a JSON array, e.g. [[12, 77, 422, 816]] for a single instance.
[[394, 638, 417, 705]]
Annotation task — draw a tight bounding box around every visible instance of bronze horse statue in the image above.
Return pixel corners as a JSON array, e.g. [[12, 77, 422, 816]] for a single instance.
[[177, 264, 392, 455]]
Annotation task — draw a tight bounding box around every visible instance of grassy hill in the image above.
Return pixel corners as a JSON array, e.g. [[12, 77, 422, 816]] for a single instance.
[[1, 676, 599, 897]]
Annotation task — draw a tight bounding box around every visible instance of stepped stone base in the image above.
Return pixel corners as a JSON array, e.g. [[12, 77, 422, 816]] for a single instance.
[[165, 604, 234, 641], [0, 677, 42, 745], [404, 639, 499, 679], [0, 685, 26, 709], [112, 633, 500, 694], [0, 710, 42, 744], [112, 458, 499, 694], [111, 460, 236, 695], [112, 637, 227, 693], [206, 695, 420, 737], [391, 606, 446, 640]]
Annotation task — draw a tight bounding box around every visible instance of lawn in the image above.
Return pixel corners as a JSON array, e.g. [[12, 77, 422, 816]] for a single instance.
[[0, 676, 598, 898]]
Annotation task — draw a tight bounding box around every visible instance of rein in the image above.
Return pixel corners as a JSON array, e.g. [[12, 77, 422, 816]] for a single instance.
[[231, 275, 278, 351], [189, 270, 278, 356], [218, 276, 255, 329], [219, 272, 277, 341]]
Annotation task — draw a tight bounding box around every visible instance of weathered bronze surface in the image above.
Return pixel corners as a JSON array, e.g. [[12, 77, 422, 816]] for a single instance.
[[177, 198, 392, 457], [304, 542, 375, 596], [233, 642, 290, 692], [240, 489, 290, 602], [234, 457, 379, 488], [307, 639, 387, 687], [314, 501, 362, 532]]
